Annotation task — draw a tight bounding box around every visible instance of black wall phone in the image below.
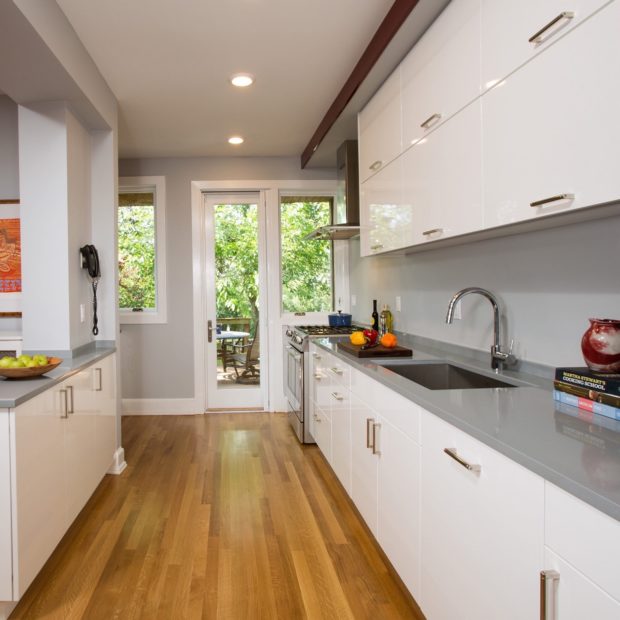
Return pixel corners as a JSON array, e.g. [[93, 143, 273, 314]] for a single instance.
[[80, 244, 101, 335]]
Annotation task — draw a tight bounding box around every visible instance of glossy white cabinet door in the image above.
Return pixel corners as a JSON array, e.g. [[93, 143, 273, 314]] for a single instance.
[[543, 548, 620, 620], [313, 406, 332, 464], [358, 69, 401, 183], [329, 387, 351, 494], [350, 392, 378, 535], [13, 386, 66, 598], [481, 0, 613, 90], [376, 419, 421, 601], [359, 157, 412, 256], [0, 411, 11, 600], [401, 0, 481, 148], [483, 0, 620, 227], [315, 350, 333, 417], [94, 354, 117, 475], [420, 412, 544, 620], [403, 99, 483, 245]]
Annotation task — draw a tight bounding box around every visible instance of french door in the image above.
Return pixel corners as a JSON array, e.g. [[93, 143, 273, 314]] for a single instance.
[[203, 192, 267, 410]]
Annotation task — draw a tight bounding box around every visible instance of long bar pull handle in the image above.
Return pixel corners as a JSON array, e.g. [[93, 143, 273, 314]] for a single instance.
[[95, 367, 103, 392], [366, 418, 374, 449], [66, 385, 74, 414], [420, 112, 442, 129], [369, 160, 383, 171], [530, 193, 574, 208], [540, 570, 560, 620], [60, 389, 69, 419], [372, 423, 381, 455], [529, 12, 574, 44], [422, 228, 444, 237], [444, 448, 481, 473], [331, 392, 344, 401], [207, 320, 213, 343]]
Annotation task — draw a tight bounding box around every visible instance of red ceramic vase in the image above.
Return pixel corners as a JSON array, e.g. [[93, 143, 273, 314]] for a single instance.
[[580, 319, 620, 372]]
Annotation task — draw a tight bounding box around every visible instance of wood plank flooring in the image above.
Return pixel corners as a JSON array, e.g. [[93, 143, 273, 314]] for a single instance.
[[10, 413, 424, 619]]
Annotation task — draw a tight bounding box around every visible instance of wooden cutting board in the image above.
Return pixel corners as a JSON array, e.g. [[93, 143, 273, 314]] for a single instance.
[[337, 340, 413, 358]]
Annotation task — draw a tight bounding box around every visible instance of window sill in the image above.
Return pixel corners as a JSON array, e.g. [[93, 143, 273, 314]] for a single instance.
[[120, 310, 167, 325]]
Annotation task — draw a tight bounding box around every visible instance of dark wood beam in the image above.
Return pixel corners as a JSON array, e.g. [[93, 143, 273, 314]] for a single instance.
[[301, 0, 419, 169]]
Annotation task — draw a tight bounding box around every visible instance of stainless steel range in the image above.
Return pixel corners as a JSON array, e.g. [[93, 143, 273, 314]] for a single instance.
[[284, 324, 362, 443]]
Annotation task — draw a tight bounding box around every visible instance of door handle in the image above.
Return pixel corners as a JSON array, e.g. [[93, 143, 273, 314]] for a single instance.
[[208, 320, 213, 343], [66, 385, 74, 414]]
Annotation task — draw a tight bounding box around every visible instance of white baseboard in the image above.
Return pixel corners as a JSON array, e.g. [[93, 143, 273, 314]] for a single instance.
[[121, 398, 203, 415], [107, 447, 127, 475]]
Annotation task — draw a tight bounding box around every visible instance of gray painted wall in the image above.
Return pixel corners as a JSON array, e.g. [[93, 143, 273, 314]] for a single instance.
[[118, 156, 336, 399], [349, 213, 620, 367], [0, 95, 19, 198]]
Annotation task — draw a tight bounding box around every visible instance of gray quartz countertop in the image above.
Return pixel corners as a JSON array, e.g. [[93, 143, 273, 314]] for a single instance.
[[315, 336, 620, 522], [0, 346, 116, 408]]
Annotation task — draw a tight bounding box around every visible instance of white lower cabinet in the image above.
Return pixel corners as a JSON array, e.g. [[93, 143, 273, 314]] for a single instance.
[[0, 412, 13, 601], [483, 0, 620, 227], [420, 412, 544, 620], [312, 405, 332, 464], [4, 353, 117, 601], [543, 483, 620, 619], [329, 385, 351, 494]]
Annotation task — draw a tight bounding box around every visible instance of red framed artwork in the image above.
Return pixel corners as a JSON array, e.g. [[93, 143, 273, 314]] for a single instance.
[[0, 200, 21, 312]]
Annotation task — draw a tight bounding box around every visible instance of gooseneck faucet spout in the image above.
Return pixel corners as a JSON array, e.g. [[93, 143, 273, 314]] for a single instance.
[[446, 287, 516, 372]]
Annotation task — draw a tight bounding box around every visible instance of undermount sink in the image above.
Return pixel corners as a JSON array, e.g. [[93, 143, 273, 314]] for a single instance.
[[380, 362, 520, 390]]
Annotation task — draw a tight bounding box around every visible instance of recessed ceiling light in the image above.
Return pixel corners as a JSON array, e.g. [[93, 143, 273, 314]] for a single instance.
[[228, 136, 244, 145], [231, 73, 254, 88]]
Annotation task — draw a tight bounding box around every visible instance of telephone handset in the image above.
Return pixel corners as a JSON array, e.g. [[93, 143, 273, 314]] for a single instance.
[[80, 244, 101, 279], [80, 244, 101, 335]]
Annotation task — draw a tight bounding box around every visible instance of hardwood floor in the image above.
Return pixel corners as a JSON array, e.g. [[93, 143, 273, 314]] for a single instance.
[[10, 413, 424, 619]]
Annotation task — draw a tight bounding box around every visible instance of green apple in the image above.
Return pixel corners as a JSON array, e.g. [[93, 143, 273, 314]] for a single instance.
[[0, 356, 14, 368], [9, 359, 24, 368], [33, 355, 48, 366], [18, 354, 32, 365]]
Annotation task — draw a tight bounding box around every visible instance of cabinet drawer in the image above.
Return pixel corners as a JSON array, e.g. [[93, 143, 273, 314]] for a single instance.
[[326, 359, 350, 391], [545, 483, 620, 602], [481, 0, 612, 90], [358, 69, 401, 183], [313, 406, 332, 463], [401, 0, 481, 148]]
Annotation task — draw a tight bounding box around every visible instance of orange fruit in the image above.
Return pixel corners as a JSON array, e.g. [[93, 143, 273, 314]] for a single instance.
[[380, 333, 398, 348]]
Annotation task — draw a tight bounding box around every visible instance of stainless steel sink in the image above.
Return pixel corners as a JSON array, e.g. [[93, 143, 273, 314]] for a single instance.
[[380, 362, 520, 390]]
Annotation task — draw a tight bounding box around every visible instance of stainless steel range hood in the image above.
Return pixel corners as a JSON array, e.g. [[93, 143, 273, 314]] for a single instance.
[[305, 140, 360, 241]]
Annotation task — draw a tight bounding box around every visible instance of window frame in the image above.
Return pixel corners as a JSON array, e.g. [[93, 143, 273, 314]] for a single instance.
[[118, 176, 167, 324], [278, 191, 338, 316]]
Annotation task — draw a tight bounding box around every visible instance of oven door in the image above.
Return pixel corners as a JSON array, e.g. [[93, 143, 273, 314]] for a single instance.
[[284, 344, 303, 412]]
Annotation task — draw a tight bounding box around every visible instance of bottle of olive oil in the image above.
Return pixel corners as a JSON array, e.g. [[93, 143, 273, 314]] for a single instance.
[[379, 304, 393, 336], [371, 299, 379, 331]]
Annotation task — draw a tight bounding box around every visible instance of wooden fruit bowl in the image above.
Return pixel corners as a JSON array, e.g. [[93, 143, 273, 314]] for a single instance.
[[0, 357, 63, 379]]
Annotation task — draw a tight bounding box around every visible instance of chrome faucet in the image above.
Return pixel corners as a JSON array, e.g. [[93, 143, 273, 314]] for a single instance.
[[445, 287, 516, 372]]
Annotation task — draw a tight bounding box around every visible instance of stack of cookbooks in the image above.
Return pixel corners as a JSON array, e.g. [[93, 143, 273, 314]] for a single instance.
[[553, 367, 620, 421]]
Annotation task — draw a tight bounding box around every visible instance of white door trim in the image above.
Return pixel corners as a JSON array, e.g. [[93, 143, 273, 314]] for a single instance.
[[190, 179, 338, 414]]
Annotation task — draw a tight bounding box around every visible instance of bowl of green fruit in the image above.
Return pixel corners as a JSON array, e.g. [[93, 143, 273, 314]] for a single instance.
[[0, 355, 63, 379]]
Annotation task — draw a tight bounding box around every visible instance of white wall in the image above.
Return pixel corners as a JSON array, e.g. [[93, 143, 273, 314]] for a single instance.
[[349, 213, 620, 367], [0, 96, 19, 198], [118, 156, 336, 401]]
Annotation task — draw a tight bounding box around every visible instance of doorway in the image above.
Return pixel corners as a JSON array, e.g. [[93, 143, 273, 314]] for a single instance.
[[203, 193, 267, 410]]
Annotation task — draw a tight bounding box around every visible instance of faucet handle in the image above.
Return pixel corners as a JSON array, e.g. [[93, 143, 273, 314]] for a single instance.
[[508, 339, 514, 355]]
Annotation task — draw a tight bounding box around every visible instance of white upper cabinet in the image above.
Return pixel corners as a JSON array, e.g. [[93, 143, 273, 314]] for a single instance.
[[482, 0, 620, 227], [403, 99, 483, 244], [481, 0, 613, 90], [358, 69, 401, 183], [401, 0, 481, 148]]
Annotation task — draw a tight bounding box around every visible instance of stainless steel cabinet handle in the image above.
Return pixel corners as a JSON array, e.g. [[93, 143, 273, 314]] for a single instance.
[[95, 367, 103, 392], [422, 227, 443, 236], [444, 447, 481, 473], [331, 392, 344, 401], [207, 319, 213, 343], [330, 367, 343, 375], [366, 418, 374, 448], [314, 373, 322, 380], [370, 244, 384, 250], [530, 193, 574, 207], [529, 12, 574, 44], [369, 160, 382, 171], [420, 112, 442, 129], [312, 353, 321, 360], [372, 423, 381, 455], [540, 570, 560, 620], [314, 413, 322, 423], [60, 389, 69, 419], [66, 385, 74, 414]]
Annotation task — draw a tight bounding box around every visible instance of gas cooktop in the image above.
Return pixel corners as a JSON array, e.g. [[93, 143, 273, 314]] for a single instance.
[[296, 325, 363, 336]]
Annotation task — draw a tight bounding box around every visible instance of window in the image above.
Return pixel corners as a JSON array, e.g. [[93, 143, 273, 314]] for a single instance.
[[280, 196, 333, 313], [118, 176, 167, 323]]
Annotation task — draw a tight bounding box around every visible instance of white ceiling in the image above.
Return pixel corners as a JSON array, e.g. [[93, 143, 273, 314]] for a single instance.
[[56, 0, 395, 161]]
